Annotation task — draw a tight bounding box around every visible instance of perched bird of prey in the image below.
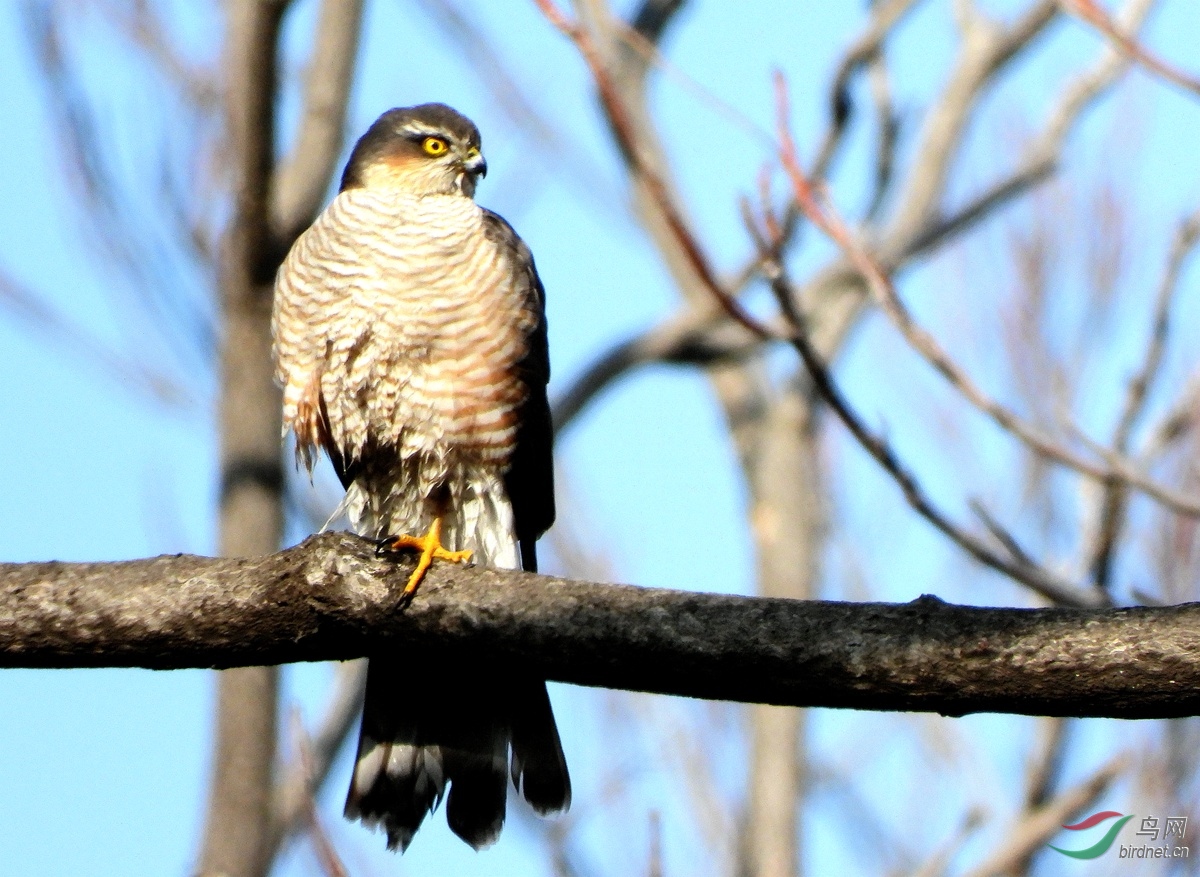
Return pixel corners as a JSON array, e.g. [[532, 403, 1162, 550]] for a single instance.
[[272, 103, 570, 851]]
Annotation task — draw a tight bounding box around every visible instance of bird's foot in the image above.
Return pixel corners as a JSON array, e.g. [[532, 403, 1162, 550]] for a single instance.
[[376, 518, 473, 606]]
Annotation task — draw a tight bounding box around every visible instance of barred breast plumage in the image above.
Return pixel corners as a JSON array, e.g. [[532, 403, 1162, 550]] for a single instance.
[[274, 187, 539, 566]]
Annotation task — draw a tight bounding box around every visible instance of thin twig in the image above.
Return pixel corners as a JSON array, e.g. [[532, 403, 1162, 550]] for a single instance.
[[414, 0, 617, 214], [612, 21, 773, 148], [291, 712, 351, 877], [969, 500, 1040, 571], [101, 0, 220, 109], [23, 4, 218, 373], [267, 660, 367, 858], [863, 33, 901, 222], [1140, 373, 1200, 463], [784, 300, 1094, 605], [861, 0, 1150, 284], [271, 0, 365, 246], [882, 0, 1059, 248], [0, 268, 195, 411], [1061, 0, 1200, 98], [550, 309, 743, 433], [533, 0, 774, 342], [1086, 208, 1200, 587], [816, 0, 925, 182], [909, 809, 984, 877], [741, 205, 1097, 605], [727, 0, 927, 275], [774, 71, 1200, 519], [958, 756, 1127, 877], [1025, 718, 1070, 811], [1114, 212, 1200, 447]]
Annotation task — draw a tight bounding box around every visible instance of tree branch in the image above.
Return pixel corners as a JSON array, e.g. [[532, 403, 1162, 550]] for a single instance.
[[4, 533, 1200, 719], [202, 2, 290, 874], [816, 0, 924, 184], [1085, 205, 1200, 587], [266, 660, 366, 859], [775, 68, 1200, 519], [958, 756, 1125, 877], [551, 306, 772, 433], [270, 0, 364, 246], [1061, 0, 1200, 98]]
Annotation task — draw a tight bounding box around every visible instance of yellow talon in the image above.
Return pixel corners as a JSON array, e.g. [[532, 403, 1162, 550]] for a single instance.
[[380, 517, 472, 602]]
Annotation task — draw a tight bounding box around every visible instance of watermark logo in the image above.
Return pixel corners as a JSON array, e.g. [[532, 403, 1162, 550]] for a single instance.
[[1049, 812, 1189, 860], [1050, 811, 1134, 859]]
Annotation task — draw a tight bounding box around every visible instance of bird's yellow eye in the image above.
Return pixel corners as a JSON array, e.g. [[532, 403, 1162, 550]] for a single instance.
[[422, 136, 449, 156]]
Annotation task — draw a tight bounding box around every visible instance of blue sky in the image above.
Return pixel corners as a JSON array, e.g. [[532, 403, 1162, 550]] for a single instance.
[[2, 1, 1200, 875]]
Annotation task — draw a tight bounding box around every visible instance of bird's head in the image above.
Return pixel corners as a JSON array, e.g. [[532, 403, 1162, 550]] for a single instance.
[[340, 104, 487, 198]]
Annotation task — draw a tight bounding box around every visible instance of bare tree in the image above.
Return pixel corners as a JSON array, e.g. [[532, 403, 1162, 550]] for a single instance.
[[198, 3, 363, 875], [6, 0, 1200, 875]]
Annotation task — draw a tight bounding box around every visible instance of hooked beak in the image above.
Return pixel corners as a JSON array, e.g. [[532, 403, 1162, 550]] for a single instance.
[[463, 149, 487, 178]]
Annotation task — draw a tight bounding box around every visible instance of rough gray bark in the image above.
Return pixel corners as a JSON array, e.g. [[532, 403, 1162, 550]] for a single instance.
[[4, 532, 1200, 719]]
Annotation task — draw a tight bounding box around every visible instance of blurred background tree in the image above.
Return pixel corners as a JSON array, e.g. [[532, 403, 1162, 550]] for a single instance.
[[1, 0, 1199, 875]]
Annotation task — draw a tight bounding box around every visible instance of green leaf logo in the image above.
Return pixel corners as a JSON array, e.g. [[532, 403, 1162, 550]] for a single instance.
[[1049, 812, 1133, 859]]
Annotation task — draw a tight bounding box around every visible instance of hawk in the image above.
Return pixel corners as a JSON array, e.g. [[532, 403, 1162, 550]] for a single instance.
[[272, 103, 570, 851]]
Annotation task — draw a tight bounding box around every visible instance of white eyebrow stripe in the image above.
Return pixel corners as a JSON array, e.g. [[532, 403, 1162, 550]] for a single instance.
[[399, 122, 447, 138]]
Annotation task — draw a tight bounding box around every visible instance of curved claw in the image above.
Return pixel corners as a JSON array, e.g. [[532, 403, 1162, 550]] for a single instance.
[[376, 517, 473, 603]]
